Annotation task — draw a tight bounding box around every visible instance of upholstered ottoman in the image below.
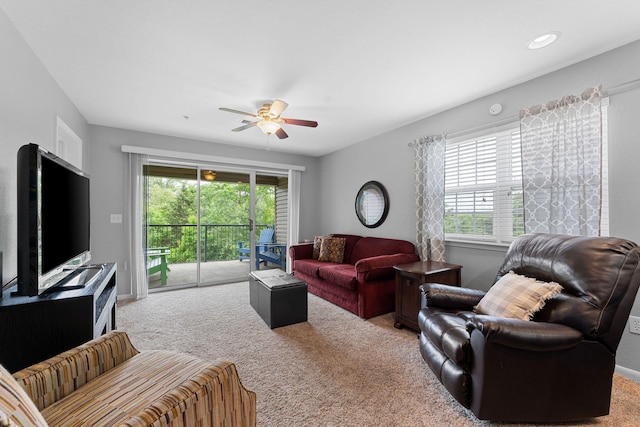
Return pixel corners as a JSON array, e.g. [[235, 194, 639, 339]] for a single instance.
[[249, 269, 307, 329]]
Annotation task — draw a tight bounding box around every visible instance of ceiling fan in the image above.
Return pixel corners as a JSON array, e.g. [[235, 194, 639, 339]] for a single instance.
[[219, 99, 318, 139]]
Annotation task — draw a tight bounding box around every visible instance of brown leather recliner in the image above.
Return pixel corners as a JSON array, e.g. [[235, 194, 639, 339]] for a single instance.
[[418, 234, 640, 422]]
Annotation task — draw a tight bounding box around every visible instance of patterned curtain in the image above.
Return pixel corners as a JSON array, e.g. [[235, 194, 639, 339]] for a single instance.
[[519, 86, 602, 236], [413, 135, 446, 261]]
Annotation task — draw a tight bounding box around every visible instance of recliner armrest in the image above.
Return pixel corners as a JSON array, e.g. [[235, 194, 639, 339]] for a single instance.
[[467, 314, 584, 351], [420, 283, 485, 310]]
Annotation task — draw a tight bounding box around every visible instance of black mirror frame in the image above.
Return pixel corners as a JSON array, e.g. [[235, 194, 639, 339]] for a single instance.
[[355, 181, 390, 228]]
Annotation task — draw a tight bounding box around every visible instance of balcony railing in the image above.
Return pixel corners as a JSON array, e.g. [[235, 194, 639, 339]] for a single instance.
[[147, 224, 274, 263]]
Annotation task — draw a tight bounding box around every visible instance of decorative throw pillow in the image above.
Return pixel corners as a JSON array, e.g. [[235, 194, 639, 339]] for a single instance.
[[474, 271, 563, 320], [312, 235, 325, 259], [318, 237, 347, 263], [0, 364, 49, 427]]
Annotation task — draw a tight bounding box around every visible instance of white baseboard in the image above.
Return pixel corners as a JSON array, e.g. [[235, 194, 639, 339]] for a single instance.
[[615, 365, 640, 383]]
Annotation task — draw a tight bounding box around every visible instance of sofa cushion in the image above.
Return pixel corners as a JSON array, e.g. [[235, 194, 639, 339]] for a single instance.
[[318, 237, 347, 263], [39, 350, 219, 426], [474, 271, 563, 320], [0, 364, 49, 427], [294, 259, 326, 278], [350, 237, 416, 264], [318, 264, 357, 291]]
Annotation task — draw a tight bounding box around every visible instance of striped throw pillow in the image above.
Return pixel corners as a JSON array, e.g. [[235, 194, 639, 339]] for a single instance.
[[474, 271, 563, 320], [0, 364, 49, 427]]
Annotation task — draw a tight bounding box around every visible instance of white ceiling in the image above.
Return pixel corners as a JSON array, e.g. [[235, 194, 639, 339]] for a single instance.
[[3, 1, 640, 157]]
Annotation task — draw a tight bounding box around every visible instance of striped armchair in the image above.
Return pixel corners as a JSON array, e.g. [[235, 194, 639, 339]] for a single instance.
[[1, 331, 256, 426]]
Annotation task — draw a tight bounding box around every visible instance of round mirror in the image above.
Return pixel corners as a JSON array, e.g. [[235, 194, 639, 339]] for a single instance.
[[355, 181, 389, 228]]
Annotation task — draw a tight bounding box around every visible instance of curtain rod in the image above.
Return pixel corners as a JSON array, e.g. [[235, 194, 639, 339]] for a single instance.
[[121, 145, 306, 172], [408, 77, 640, 145], [445, 115, 519, 140], [605, 77, 640, 96]]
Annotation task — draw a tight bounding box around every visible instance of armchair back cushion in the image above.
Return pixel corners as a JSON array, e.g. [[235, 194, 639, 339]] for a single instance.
[[497, 233, 640, 350]]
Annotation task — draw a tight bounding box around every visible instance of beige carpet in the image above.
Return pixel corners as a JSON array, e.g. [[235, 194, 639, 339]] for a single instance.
[[117, 282, 640, 426]]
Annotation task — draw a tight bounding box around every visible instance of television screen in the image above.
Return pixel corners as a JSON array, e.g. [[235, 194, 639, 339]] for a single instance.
[[17, 144, 91, 296], [40, 155, 90, 273]]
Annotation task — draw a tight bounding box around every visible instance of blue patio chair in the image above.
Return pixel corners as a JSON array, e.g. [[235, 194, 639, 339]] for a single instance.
[[238, 227, 275, 263], [257, 243, 287, 270]]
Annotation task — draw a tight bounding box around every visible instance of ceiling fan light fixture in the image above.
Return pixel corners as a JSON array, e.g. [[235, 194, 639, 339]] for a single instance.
[[203, 170, 216, 181], [257, 119, 281, 135], [220, 99, 316, 140]]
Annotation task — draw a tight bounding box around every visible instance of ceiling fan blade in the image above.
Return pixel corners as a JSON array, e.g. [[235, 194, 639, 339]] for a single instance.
[[241, 119, 253, 124], [231, 122, 258, 132], [282, 118, 318, 128], [275, 128, 289, 139], [269, 99, 289, 118], [219, 107, 258, 118]]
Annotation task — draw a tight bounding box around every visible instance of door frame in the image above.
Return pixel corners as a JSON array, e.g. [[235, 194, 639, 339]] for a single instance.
[[124, 145, 303, 296], [144, 160, 259, 291]]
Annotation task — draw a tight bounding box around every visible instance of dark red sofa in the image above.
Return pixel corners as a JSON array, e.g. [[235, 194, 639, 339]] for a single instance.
[[289, 234, 420, 319]]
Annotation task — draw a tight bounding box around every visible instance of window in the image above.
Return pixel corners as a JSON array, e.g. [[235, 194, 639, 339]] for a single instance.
[[444, 99, 608, 243], [444, 126, 524, 243]]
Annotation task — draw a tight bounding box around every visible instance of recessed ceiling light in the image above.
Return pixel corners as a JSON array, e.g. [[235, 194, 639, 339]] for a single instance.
[[527, 32, 560, 50]]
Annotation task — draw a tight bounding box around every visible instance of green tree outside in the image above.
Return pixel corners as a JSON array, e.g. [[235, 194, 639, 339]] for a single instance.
[[146, 177, 276, 263]]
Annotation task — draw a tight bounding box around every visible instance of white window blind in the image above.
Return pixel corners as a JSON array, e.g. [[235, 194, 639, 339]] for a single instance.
[[445, 126, 524, 243]]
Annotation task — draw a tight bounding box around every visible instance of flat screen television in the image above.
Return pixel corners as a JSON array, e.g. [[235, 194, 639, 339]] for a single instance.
[[16, 143, 91, 296]]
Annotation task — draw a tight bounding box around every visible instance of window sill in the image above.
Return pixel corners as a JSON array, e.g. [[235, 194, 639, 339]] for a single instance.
[[445, 238, 511, 252]]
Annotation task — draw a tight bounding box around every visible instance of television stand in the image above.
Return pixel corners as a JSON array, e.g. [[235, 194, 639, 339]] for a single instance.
[[42, 264, 106, 294], [0, 262, 117, 373]]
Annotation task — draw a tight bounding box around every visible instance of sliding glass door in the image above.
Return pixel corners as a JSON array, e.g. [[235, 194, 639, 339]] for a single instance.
[[144, 165, 202, 290], [143, 163, 288, 292], [198, 169, 254, 285], [199, 169, 289, 284]]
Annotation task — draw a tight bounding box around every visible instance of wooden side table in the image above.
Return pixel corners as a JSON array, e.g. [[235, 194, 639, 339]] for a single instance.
[[393, 261, 462, 332]]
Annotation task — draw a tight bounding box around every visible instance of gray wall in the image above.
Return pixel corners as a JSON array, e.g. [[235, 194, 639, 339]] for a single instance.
[[88, 125, 320, 296], [317, 39, 640, 375], [0, 9, 88, 286]]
